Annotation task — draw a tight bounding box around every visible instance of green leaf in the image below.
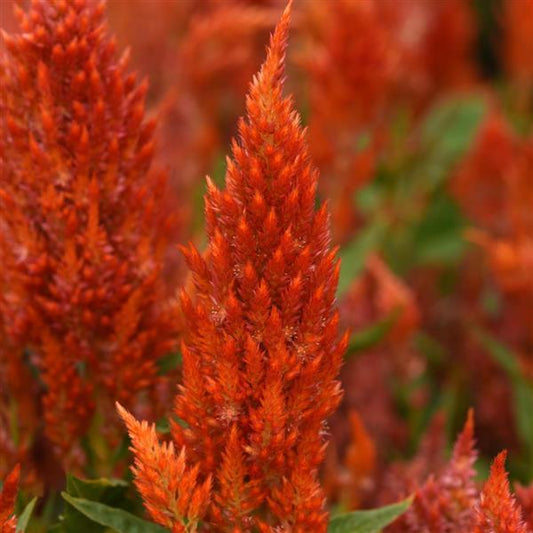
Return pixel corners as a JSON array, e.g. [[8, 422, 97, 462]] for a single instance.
[[328, 497, 413, 533], [16, 497, 37, 532], [411, 195, 466, 266], [419, 96, 486, 187], [338, 218, 388, 297], [66, 476, 128, 502], [61, 494, 168, 533], [156, 351, 182, 375], [476, 329, 533, 476], [347, 310, 400, 356], [59, 476, 130, 533]]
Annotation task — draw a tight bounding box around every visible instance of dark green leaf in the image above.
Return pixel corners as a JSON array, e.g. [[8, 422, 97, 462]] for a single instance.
[[16, 497, 37, 532], [338, 219, 388, 297], [476, 329, 533, 475], [60, 476, 130, 533], [61, 494, 168, 533], [419, 96, 486, 186], [328, 497, 412, 533], [347, 310, 400, 356], [411, 195, 466, 266]]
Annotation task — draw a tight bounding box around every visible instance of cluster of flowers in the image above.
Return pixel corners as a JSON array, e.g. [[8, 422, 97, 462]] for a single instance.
[[1, 0, 533, 531]]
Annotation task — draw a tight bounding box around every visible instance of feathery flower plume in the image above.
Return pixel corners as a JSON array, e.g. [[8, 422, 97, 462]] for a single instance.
[[0, 465, 19, 533], [117, 404, 211, 533], [387, 410, 478, 532], [475, 451, 530, 533], [121, 2, 346, 530], [176, 2, 345, 527], [0, 0, 177, 470]]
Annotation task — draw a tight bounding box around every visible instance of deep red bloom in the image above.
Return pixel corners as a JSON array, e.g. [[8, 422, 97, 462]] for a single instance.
[[504, 0, 533, 91], [386, 410, 478, 532]]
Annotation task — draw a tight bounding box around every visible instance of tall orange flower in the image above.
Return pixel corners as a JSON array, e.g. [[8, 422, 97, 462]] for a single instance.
[[475, 451, 530, 533], [0, 0, 177, 470], [121, 2, 346, 530], [0, 465, 19, 533]]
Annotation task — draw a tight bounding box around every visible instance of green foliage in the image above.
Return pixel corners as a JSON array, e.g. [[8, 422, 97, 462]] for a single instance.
[[476, 330, 533, 479], [346, 309, 400, 356], [338, 218, 389, 297], [52, 476, 131, 533], [60, 494, 167, 533], [418, 95, 486, 187], [328, 497, 413, 533], [16, 498, 37, 532]]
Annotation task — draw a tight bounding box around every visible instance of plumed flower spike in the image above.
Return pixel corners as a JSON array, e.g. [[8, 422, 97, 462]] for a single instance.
[[475, 451, 530, 533], [1, 0, 177, 469], [0, 464, 20, 533], [388, 409, 478, 532], [173, 1, 346, 529], [117, 404, 212, 533]]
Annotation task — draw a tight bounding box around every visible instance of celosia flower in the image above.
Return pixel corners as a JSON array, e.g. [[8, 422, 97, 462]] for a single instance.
[[336, 255, 422, 456], [122, 2, 346, 530], [504, 0, 533, 92], [117, 404, 212, 533], [475, 451, 530, 533], [386, 410, 478, 532], [0, 465, 19, 533], [341, 410, 377, 510], [515, 483, 533, 530], [452, 112, 516, 234], [0, 0, 177, 470]]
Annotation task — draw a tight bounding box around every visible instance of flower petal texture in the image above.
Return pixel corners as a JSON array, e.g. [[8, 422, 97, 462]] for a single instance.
[[0, 0, 177, 469]]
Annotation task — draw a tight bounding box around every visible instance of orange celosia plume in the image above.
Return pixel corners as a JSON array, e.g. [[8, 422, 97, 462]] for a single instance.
[[475, 451, 530, 533], [0, 0, 177, 470], [117, 404, 212, 533], [0, 465, 19, 533], [121, 2, 346, 530]]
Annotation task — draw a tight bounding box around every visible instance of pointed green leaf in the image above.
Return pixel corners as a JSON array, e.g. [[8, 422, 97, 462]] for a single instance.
[[346, 309, 400, 356], [328, 497, 412, 533], [476, 329, 533, 477], [61, 494, 168, 533], [338, 218, 389, 297], [16, 497, 37, 532], [60, 476, 131, 532]]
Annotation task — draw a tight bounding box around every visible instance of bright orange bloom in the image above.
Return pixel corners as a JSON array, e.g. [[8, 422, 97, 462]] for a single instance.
[[117, 404, 212, 533], [0, 465, 19, 533], [0, 0, 177, 470], [475, 451, 530, 533], [123, 3, 345, 530], [176, 3, 345, 528]]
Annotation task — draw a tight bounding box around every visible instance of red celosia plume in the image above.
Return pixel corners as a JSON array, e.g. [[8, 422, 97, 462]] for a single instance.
[[0, 0, 178, 470], [0, 465, 19, 533], [475, 451, 530, 533], [387, 410, 478, 532], [121, 2, 346, 530]]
